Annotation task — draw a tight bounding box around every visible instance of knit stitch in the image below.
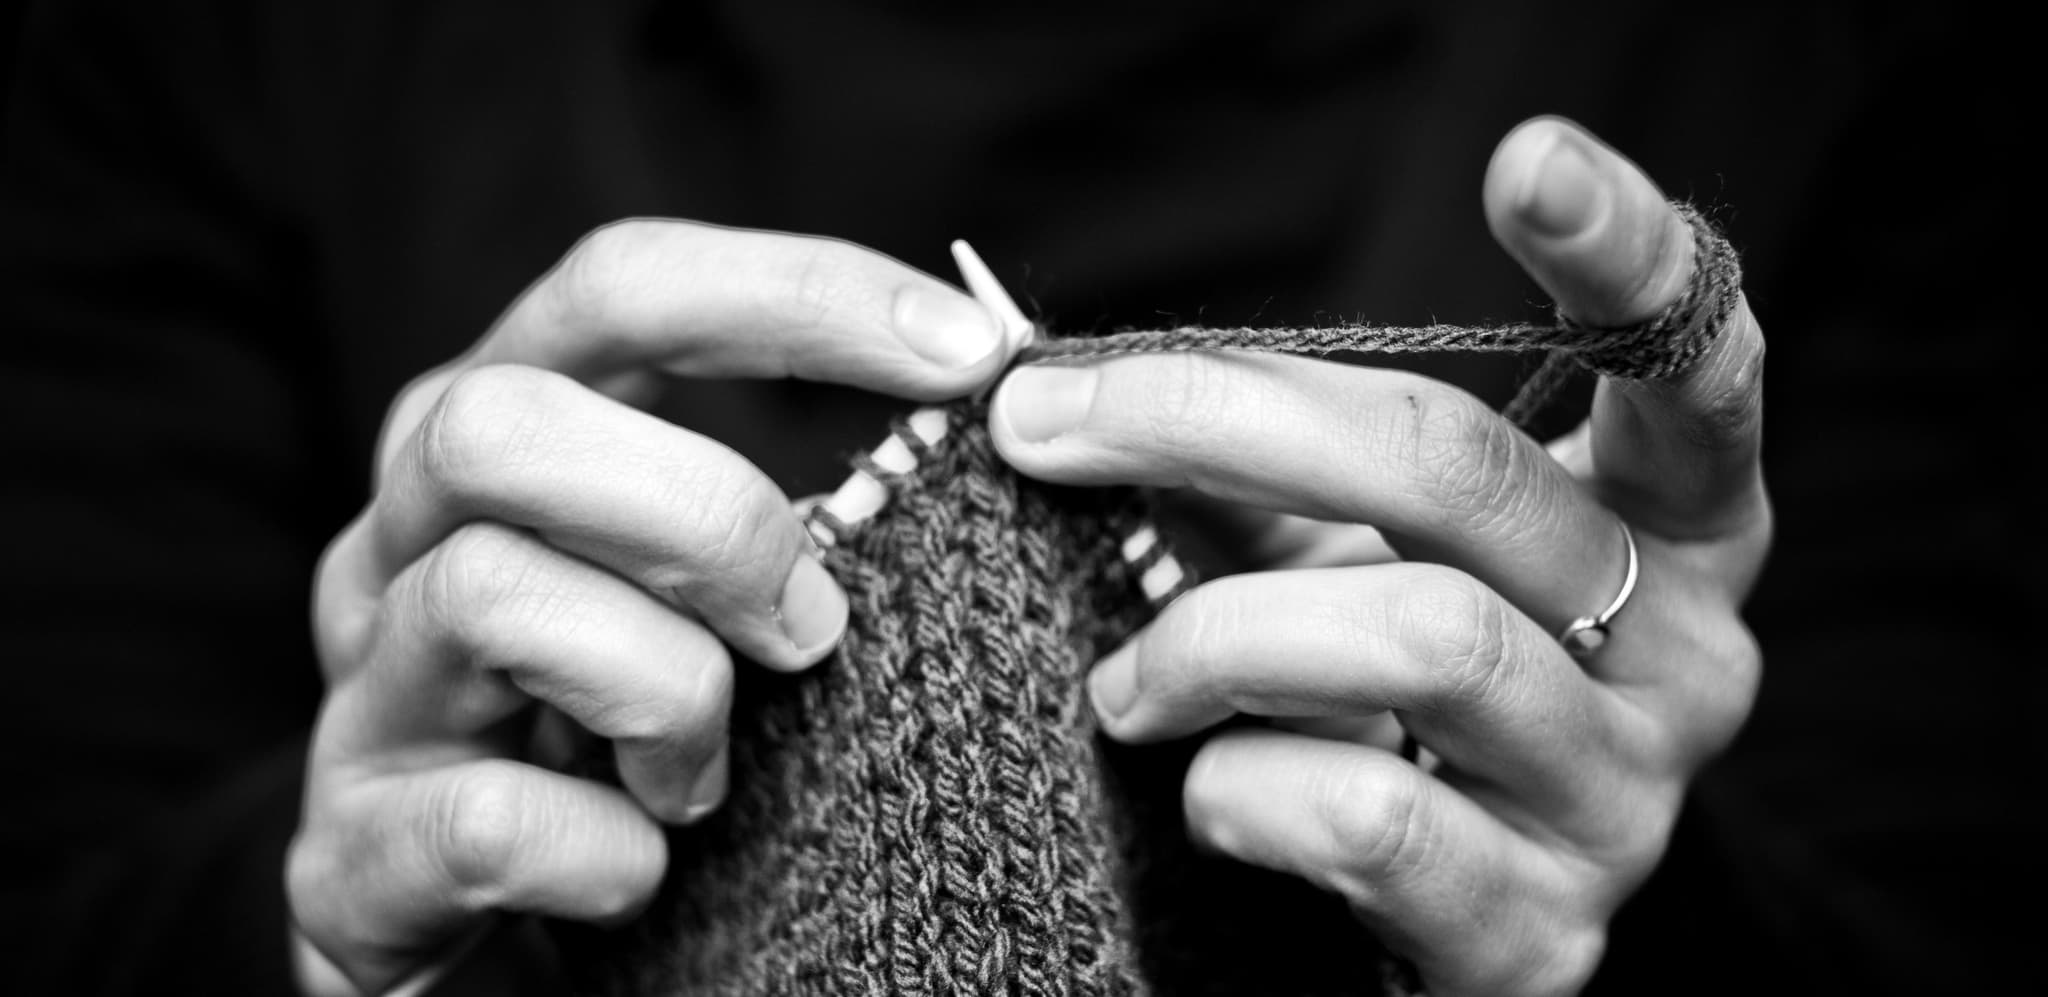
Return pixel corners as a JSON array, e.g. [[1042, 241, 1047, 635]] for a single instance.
[[556, 406, 1393, 995]]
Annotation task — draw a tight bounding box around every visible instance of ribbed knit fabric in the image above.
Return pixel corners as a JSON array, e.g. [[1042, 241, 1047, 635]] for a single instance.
[[554, 203, 1740, 996], [555, 406, 1398, 996]]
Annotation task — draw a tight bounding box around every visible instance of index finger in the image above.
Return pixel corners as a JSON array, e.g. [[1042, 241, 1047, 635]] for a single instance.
[[1484, 117, 1768, 547], [482, 219, 1010, 388]]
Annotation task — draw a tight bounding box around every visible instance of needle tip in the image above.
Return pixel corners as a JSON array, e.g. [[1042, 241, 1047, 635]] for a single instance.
[[950, 239, 1034, 351]]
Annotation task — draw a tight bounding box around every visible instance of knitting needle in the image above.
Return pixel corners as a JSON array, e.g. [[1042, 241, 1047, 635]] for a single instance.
[[804, 242, 1031, 548], [951, 245, 1192, 604], [951, 239, 1035, 353], [806, 243, 1190, 610], [952, 239, 1034, 411]]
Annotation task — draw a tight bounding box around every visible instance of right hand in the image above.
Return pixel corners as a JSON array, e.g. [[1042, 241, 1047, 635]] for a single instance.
[[286, 220, 1013, 994]]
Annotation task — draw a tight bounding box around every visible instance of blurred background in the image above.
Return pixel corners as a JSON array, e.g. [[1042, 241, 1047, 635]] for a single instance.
[[2, 2, 2035, 994]]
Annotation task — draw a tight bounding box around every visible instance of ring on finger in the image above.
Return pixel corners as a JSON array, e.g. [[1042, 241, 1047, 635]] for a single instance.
[[1557, 520, 1638, 657]]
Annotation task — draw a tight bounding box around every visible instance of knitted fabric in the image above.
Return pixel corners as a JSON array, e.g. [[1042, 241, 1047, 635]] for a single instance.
[[556, 409, 1392, 995], [553, 204, 1740, 996]]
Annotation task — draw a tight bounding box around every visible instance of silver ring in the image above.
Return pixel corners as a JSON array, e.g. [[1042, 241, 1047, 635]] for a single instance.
[[1558, 521, 1638, 657]]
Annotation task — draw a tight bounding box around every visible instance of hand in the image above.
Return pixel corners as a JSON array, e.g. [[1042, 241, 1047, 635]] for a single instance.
[[287, 222, 1013, 994], [991, 117, 1769, 996]]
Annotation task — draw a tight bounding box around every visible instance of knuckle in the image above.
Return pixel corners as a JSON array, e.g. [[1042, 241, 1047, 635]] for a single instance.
[[428, 763, 531, 906], [1131, 354, 1235, 456], [602, 655, 732, 749], [416, 523, 539, 656], [312, 523, 379, 673], [681, 656, 737, 739], [1402, 389, 1536, 536], [1317, 756, 1430, 896], [1561, 764, 1684, 883], [1682, 310, 1766, 453], [1714, 624, 1764, 719], [1144, 582, 1236, 703], [551, 219, 661, 332], [1608, 791, 1682, 880], [1105, 354, 1228, 462], [1684, 622, 1764, 761], [656, 466, 792, 600], [416, 365, 565, 498], [1725, 625, 1764, 709], [1402, 568, 1513, 710], [783, 239, 861, 333], [283, 833, 336, 927], [284, 832, 375, 959]]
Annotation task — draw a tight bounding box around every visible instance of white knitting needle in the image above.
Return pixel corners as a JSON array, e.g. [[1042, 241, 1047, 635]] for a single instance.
[[803, 243, 1003, 544], [951, 239, 1036, 352], [805, 242, 1033, 548], [804, 403, 948, 548], [959, 245, 1190, 605], [809, 242, 1188, 608]]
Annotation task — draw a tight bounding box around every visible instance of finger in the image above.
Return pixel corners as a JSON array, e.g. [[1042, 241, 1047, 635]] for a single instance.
[[1185, 730, 1602, 996], [324, 522, 734, 823], [289, 759, 666, 996], [990, 351, 1624, 636], [1484, 117, 1768, 546], [365, 364, 846, 671], [1154, 491, 1400, 572], [1092, 563, 1634, 835], [367, 221, 1013, 480], [483, 219, 1009, 392]]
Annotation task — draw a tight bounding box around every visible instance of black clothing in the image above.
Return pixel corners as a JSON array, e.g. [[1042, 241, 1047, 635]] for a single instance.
[[2, 2, 2032, 993]]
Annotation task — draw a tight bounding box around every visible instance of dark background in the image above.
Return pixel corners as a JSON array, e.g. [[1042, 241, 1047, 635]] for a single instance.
[[2, 1, 2037, 994]]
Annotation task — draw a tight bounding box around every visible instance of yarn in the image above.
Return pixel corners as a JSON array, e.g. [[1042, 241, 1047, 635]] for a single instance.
[[551, 204, 1740, 996], [1022, 204, 1740, 428]]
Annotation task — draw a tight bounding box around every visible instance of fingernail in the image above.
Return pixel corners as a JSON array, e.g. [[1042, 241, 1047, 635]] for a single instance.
[[1518, 132, 1605, 238], [682, 744, 730, 823], [1089, 645, 1139, 721], [893, 284, 1002, 369], [776, 557, 848, 662], [1001, 365, 1098, 443]]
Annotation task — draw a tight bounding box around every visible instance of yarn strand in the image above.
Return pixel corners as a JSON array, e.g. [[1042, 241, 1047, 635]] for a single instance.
[[1020, 202, 1740, 427]]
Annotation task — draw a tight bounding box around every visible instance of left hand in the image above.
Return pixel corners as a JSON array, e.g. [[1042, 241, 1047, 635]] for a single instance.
[[990, 116, 1769, 996]]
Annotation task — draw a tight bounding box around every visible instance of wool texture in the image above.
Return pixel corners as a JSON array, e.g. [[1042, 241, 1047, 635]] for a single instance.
[[555, 407, 1398, 995], [552, 203, 1740, 996]]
